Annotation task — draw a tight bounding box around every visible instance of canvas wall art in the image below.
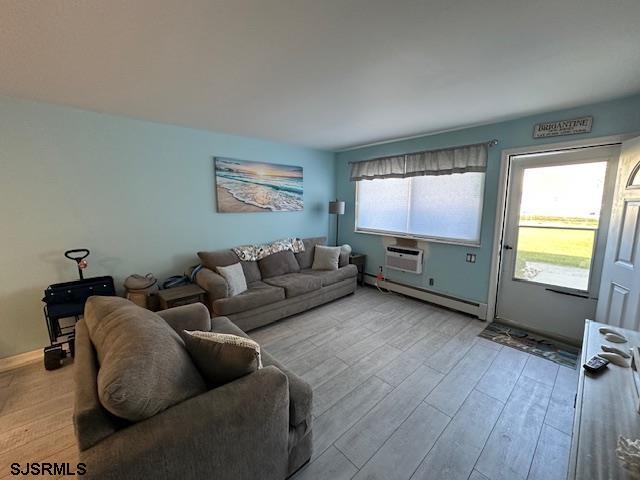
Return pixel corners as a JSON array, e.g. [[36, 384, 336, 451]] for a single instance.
[[214, 157, 303, 212]]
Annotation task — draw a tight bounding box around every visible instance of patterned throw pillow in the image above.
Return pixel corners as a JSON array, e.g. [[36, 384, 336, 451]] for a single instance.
[[233, 237, 305, 261], [183, 331, 262, 387]]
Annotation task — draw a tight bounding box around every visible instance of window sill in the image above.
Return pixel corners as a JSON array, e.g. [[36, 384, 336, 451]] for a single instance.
[[354, 228, 481, 248]]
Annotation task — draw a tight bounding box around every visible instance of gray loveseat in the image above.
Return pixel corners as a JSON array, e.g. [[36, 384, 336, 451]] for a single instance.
[[196, 236, 358, 331], [74, 301, 313, 480]]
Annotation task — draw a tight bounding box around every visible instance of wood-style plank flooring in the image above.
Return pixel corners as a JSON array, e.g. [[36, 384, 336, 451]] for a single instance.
[[0, 286, 577, 479], [0, 361, 77, 479]]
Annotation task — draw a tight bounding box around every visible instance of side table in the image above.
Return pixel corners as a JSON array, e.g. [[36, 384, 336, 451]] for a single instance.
[[158, 284, 206, 310], [349, 253, 366, 286]]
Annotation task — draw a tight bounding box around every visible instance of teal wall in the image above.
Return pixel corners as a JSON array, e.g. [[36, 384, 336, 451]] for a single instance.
[[0, 96, 335, 358], [335, 94, 640, 304]]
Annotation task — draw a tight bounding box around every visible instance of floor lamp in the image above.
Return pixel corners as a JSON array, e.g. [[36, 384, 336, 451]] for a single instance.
[[328, 199, 345, 246]]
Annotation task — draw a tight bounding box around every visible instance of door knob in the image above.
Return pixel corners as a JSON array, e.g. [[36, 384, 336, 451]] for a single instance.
[[503, 245, 513, 250]]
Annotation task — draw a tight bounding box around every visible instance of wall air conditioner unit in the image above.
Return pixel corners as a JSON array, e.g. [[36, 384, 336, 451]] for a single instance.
[[385, 245, 423, 274]]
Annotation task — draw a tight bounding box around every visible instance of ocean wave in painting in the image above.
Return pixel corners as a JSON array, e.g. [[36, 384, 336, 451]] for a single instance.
[[215, 158, 303, 212]]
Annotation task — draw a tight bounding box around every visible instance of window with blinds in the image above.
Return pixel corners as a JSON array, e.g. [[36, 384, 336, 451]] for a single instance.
[[355, 172, 485, 244]]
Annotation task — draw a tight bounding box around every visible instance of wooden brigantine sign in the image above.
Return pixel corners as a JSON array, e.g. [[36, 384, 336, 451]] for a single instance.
[[533, 116, 593, 138]]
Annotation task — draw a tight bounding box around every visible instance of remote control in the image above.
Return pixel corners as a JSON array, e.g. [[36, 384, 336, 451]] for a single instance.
[[583, 355, 609, 373]]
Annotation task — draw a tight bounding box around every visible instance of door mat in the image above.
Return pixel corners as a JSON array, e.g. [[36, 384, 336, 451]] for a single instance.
[[479, 321, 579, 369]]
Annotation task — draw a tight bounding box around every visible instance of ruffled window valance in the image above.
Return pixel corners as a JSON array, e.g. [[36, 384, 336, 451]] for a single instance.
[[349, 141, 492, 181]]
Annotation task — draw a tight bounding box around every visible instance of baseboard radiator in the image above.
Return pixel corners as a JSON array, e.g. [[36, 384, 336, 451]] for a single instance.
[[363, 273, 488, 320]]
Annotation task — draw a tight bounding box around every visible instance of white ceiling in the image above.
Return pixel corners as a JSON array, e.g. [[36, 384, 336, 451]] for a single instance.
[[2, 0, 640, 150]]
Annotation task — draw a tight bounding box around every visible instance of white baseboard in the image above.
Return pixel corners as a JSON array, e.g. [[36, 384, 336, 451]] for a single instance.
[[0, 349, 43, 373], [364, 275, 488, 320]]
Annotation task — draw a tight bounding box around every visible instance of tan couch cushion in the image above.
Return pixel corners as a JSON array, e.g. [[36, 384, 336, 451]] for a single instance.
[[84, 296, 206, 422], [263, 273, 322, 298], [294, 237, 326, 269], [301, 264, 358, 287], [258, 250, 301, 279], [212, 281, 285, 316], [198, 249, 262, 283]]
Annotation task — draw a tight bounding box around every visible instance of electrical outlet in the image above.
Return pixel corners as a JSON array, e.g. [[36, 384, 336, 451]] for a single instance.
[[428, 278, 434, 286], [466, 253, 477, 263]]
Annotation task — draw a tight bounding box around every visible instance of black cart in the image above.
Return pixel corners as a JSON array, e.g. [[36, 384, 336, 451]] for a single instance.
[[42, 249, 115, 370]]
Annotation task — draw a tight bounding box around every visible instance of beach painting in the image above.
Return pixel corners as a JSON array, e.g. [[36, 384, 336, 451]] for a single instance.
[[214, 157, 303, 212]]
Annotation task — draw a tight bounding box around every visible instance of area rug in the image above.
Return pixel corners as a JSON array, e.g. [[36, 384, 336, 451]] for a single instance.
[[479, 321, 579, 369]]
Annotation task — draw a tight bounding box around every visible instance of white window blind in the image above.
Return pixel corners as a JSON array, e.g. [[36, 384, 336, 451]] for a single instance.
[[356, 172, 485, 243]]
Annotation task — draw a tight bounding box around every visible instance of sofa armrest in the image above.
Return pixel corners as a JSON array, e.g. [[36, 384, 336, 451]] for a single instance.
[[261, 351, 313, 428], [279, 363, 313, 428], [81, 366, 290, 480], [74, 320, 124, 451], [196, 267, 228, 301], [156, 303, 212, 335]]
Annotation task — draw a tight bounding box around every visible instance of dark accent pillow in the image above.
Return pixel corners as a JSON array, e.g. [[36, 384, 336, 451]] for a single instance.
[[258, 250, 301, 278], [84, 297, 207, 422], [183, 331, 262, 387], [197, 249, 262, 283]]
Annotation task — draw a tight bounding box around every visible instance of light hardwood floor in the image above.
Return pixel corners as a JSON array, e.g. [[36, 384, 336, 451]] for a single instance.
[[0, 286, 577, 479]]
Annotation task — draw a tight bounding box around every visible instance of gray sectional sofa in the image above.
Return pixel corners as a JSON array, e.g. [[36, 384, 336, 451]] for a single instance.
[[73, 237, 357, 479], [74, 300, 313, 479], [195, 236, 358, 331]]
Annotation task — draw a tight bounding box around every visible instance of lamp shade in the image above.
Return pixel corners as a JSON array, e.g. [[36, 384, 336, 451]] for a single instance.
[[328, 200, 345, 215]]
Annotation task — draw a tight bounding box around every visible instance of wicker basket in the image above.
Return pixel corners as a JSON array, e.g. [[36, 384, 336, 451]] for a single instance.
[[124, 274, 159, 311]]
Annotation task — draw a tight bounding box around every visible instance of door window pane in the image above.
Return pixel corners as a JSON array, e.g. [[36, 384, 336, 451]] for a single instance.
[[514, 162, 607, 290], [515, 227, 596, 290], [628, 163, 640, 187]]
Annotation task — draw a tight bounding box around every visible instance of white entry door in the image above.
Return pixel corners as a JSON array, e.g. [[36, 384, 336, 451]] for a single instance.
[[596, 136, 640, 329], [497, 144, 619, 340]]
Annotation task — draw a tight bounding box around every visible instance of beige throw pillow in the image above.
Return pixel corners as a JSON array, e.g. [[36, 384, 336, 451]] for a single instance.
[[312, 245, 341, 271], [216, 262, 247, 296], [183, 331, 262, 387]]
